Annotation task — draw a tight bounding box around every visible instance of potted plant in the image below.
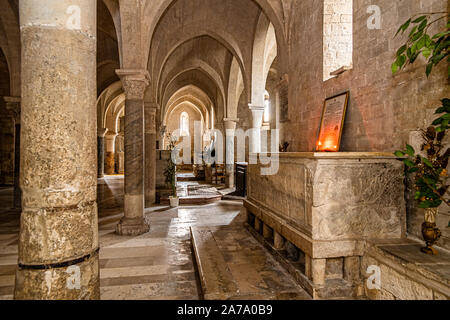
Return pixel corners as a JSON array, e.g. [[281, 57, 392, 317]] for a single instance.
[[392, 12, 449, 255], [164, 133, 179, 207]]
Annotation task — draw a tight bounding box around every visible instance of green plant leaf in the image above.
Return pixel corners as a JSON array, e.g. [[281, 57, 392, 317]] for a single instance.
[[406, 144, 415, 156], [419, 201, 432, 209], [408, 25, 418, 38], [426, 63, 433, 77], [422, 157, 434, 168], [404, 159, 415, 167], [392, 62, 399, 74], [396, 45, 407, 56], [442, 98, 450, 107], [418, 19, 427, 32], [396, 19, 411, 36], [394, 151, 405, 157], [413, 16, 427, 23], [396, 55, 407, 68], [422, 47, 432, 58]]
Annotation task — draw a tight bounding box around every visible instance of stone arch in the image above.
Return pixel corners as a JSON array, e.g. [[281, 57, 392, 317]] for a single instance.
[[161, 69, 224, 122], [162, 85, 213, 128], [227, 57, 245, 119], [143, 0, 288, 78], [151, 29, 247, 101], [96, 81, 124, 130], [158, 59, 226, 111], [251, 12, 278, 107], [101, 0, 123, 67], [0, 0, 20, 96]]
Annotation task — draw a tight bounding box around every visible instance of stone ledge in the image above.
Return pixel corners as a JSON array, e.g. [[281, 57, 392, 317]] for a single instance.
[[362, 239, 450, 300]]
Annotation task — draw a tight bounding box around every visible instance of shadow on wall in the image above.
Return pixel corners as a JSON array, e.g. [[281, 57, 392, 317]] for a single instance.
[[340, 95, 371, 151]]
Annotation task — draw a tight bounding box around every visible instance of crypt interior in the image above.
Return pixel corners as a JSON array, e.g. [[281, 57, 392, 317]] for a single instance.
[[0, 0, 449, 300]]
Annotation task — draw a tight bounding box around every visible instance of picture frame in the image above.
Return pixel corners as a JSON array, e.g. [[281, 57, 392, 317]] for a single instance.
[[315, 91, 349, 152]]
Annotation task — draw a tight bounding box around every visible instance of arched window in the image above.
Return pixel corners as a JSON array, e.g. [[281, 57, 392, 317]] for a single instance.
[[180, 112, 190, 136], [264, 90, 270, 123], [323, 0, 353, 81]]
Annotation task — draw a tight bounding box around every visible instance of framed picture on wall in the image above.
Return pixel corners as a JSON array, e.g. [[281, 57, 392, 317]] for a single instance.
[[315, 91, 349, 152]]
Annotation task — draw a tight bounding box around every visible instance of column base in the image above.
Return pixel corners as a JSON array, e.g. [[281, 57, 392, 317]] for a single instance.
[[14, 251, 100, 300], [116, 217, 150, 236]]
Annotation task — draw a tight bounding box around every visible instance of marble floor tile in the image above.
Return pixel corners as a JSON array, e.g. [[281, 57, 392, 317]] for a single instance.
[[0, 176, 308, 300]]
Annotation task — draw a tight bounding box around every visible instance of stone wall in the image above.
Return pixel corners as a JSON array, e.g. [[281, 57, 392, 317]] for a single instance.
[[0, 114, 14, 186], [286, 0, 449, 152], [286, 0, 449, 251], [323, 0, 353, 81]]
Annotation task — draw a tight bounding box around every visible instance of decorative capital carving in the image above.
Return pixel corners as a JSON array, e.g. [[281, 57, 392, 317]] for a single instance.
[[97, 128, 108, 138], [248, 103, 265, 112], [223, 118, 239, 131], [4, 96, 21, 123], [116, 69, 150, 100]]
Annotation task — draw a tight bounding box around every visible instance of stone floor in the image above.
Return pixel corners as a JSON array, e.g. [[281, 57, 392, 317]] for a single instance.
[[192, 225, 311, 300], [0, 176, 310, 300]]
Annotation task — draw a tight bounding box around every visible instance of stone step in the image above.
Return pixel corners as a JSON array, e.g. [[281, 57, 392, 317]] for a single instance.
[[190, 225, 312, 300]]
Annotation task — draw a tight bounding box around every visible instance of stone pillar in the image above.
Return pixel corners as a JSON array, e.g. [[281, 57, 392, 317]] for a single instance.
[[5, 96, 21, 209], [273, 231, 285, 250], [249, 105, 264, 153], [262, 223, 273, 240], [104, 132, 117, 175], [97, 128, 107, 178], [145, 103, 157, 207], [16, 0, 99, 299], [115, 69, 150, 236], [224, 118, 238, 188], [311, 258, 326, 286], [205, 164, 213, 183], [116, 117, 125, 174], [254, 217, 262, 233]]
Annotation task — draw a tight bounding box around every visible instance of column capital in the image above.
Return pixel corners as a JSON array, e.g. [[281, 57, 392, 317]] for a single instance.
[[105, 130, 118, 139], [4, 96, 21, 123], [223, 118, 239, 131], [248, 103, 265, 112], [116, 69, 150, 100], [97, 128, 108, 138]]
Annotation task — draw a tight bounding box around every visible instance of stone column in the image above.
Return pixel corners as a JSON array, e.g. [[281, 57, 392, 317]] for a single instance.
[[249, 104, 264, 153], [97, 128, 107, 178], [145, 103, 157, 207], [224, 118, 238, 188], [116, 117, 125, 174], [115, 69, 150, 236], [5, 96, 21, 209], [16, 0, 99, 299], [104, 132, 117, 175]]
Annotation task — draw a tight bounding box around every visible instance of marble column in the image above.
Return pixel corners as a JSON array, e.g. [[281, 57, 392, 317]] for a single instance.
[[249, 104, 264, 154], [224, 118, 238, 188], [15, 0, 99, 299], [97, 128, 107, 178], [145, 103, 158, 207], [5, 97, 21, 209], [116, 117, 125, 174], [104, 132, 117, 175], [115, 69, 150, 236]]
